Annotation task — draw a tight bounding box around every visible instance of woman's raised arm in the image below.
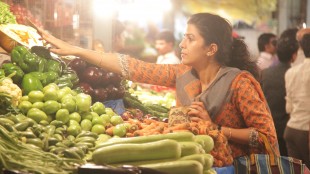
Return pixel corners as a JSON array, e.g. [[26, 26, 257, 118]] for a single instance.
[[38, 28, 122, 74]]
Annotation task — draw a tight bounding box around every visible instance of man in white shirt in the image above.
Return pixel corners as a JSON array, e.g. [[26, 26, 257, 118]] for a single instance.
[[256, 33, 278, 70], [284, 33, 310, 168], [155, 30, 180, 64], [292, 28, 310, 67]]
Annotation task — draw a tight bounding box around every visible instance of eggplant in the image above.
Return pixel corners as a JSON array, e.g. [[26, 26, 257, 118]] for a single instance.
[[81, 66, 103, 87], [77, 82, 94, 96], [68, 58, 88, 74]]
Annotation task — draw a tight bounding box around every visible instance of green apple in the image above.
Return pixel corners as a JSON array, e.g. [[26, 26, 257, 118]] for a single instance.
[[69, 112, 81, 123], [110, 115, 123, 126], [91, 124, 105, 134], [55, 108, 70, 124], [80, 119, 92, 131]]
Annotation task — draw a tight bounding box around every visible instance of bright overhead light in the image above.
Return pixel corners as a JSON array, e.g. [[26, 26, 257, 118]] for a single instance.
[[93, 0, 118, 18]]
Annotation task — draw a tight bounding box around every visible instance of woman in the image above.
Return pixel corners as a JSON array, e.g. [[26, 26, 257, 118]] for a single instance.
[[39, 13, 278, 158]]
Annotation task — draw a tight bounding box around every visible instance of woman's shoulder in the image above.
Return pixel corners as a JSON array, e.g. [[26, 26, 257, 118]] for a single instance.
[[231, 71, 260, 89]]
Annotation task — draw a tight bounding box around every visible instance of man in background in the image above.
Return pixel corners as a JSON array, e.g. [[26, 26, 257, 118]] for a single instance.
[[292, 28, 310, 66], [155, 30, 180, 64], [260, 28, 299, 156], [284, 33, 310, 168], [256, 33, 278, 70]]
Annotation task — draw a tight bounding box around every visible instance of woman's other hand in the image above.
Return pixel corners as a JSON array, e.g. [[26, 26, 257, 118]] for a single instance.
[[37, 27, 81, 56], [188, 101, 211, 122]]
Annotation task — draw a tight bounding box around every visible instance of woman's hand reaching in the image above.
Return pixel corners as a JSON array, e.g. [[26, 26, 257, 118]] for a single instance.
[[37, 27, 82, 56], [188, 102, 212, 122]]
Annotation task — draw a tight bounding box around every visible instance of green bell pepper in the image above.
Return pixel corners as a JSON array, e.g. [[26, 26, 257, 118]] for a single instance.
[[1, 63, 25, 84], [11, 46, 28, 65], [55, 76, 73, 89], [44, 71, 59, 85], [45, 59, 62, 75], [21, 74, 43, 95], [61, 67, 79, 86], [27, 72, 47, 86], [11, 46, 47, 73]]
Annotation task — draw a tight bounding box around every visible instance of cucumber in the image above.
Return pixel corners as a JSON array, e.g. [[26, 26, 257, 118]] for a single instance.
[[179, 154, 205, 167], [96, 132, 195, 149], [179, 142, 205, 157], [92, 139, 181, 164], [140, 160, 203, 174]]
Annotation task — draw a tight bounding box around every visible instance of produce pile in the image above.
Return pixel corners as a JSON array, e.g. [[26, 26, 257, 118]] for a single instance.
[[0, 1, 17, 24]]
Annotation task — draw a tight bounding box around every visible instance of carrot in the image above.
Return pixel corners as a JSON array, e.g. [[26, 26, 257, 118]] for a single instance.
[[105, 126, 114, 136]]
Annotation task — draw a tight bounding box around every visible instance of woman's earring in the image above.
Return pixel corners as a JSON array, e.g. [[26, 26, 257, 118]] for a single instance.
[[207, 52, 211, 56]]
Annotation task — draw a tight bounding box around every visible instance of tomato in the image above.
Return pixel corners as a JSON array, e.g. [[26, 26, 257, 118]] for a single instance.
[[27, 108, 48, 123], [69, 112, 81, 123], [28, 91, 44, 103], [61, 98, 76, 113], [113, 124, 127, 137], [80, 119, 92, 131], [20, 96, 29, 101], [100, 114, 111, 123], [32, 102, 44, 109], [105, 108, 116, 117], [67, 124, 81, 137], [18, 100, 32, 114], [43, 87, 58, 101], [55, 109, 70, 124], [92, 116, 106, 126], [43, 83, 59, 93], [81, 112, 93, 121], [110, 115, 124, 126], [91, 102, 106, 115], [76, 93, 92, 112], [57, 87, 72, 102], [91, 124, 105, 134], [42, 100, 61, 115]]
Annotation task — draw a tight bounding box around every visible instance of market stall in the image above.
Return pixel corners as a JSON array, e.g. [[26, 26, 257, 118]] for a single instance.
[[0, 1, 240, 173]]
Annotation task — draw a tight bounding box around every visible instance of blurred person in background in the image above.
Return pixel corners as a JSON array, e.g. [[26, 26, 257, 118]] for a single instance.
[[256, 33, 278, 70], [155, 30, 180, 64], [92, 20, 125, 53], [284, 33, 310, 168], [292, 28, 310, 67], [38, 12, 279, 159], [260, 28, 299, 156]]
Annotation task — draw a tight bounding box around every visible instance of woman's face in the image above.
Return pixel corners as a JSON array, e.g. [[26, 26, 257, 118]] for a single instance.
[[179, 24, 209, 66]]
